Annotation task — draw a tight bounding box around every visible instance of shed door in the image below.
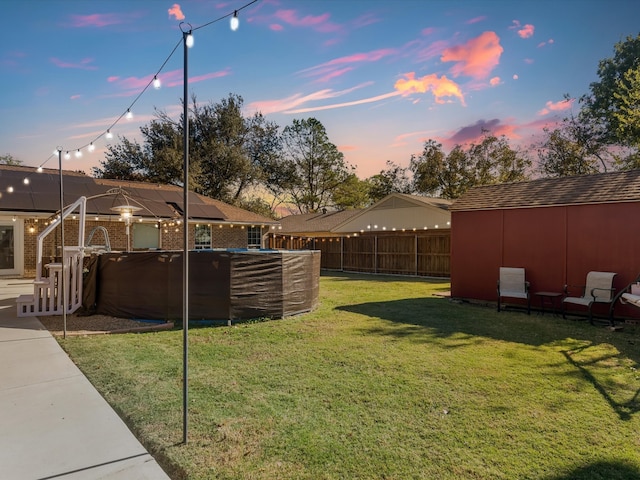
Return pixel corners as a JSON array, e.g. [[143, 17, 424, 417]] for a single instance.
[[0, 219, 24, 276]]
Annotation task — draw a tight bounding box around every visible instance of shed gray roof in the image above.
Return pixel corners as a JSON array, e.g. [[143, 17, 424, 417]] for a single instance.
[[450, 169, 640, 212], [0, 165, 276, 224]]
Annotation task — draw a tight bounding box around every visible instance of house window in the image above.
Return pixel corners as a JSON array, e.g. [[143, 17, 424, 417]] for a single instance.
[[0, 224, 15, 269], [132, 223, 159, 250], [247, 226, 262, 249], [194, 224, 212, 249]]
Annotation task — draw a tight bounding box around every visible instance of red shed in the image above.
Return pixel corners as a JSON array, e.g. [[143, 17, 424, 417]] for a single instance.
[[449, 169, 640, 320]]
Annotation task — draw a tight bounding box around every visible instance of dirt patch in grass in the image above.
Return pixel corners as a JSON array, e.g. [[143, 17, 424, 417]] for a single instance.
[[38, 313, 173, 336]]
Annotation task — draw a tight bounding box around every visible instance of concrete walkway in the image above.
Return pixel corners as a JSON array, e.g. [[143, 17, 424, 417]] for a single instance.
[[0, 279, 171, 479]]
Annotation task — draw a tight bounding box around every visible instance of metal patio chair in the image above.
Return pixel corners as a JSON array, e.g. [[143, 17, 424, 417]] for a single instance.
[[562, 271, 617, 324], [497, 267, 530, 315]]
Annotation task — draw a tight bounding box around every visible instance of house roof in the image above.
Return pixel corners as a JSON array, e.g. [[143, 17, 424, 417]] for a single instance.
[[278, 209, 361, 234], [450, 169, 640, 212], [0, 165, 276, 224], [276, 194, 452, 235]]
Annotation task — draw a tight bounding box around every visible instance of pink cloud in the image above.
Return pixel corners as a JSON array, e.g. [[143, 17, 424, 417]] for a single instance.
[[189, 70, 232, 84], [50, 57, 98, 70], [69, 13, 128, 28], [510, 20, 534, 39], [270, 24, 284, 31], [394, 72, 465, 106], [421, 27, 436, 36], [352, 13, 380, 28], [441, 119, 519, 148], [274, 9, 341, 33], [248, 83, 377, 115], [490, 77, 501, 86], [104, 68, 230, 96], [70, 94, 82, 100], [285, 90, 401, 114], [168, 4, 185, 21], [518, 24, 534, 38], [441, 31, 503, 79], [538, 38, 555, 48], [466, 16, 487, 25], [339, 145, 358, 152], [300, 49, 396, 82], [538, 98, 574, 116]]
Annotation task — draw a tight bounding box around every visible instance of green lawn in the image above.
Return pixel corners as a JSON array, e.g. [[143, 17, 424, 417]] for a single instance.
[[60, 273, 640, 479]]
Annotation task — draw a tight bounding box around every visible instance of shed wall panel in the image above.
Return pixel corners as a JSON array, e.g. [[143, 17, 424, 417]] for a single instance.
[[451, 202, 640, 319]]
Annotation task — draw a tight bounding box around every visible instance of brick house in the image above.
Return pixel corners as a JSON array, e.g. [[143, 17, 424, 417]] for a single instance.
[[0, 165, 278, 278]]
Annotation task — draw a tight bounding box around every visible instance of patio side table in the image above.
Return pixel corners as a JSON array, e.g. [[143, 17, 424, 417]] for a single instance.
[[534, 291, 563, 316]]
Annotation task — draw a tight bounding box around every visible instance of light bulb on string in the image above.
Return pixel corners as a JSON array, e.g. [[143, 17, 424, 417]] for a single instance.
[[186, 32, 194, 48], [23, 177, 30, 185], [37, 166, 43, 173], [230, 11, 239, 31], [64, 151, 70, 160], [7, 186, 14, 193], [75, 149, 82, 158], [88, 143, 95, 152], [153, 75, 161, 89], [106, 130, 113, 140], [126, 108, 133, 120]]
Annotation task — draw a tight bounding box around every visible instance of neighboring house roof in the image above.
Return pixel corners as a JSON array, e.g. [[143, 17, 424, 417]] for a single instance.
[[332, 193, 452, 233], [450, 169, 640, 212], [278, 209, 361, 235], [0, 165, 276, 224], [276, 193, 452, 236]]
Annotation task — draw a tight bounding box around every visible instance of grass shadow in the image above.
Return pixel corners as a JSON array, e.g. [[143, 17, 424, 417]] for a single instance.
[[544, 460, 640, 480], [336, 296, 640, 420]]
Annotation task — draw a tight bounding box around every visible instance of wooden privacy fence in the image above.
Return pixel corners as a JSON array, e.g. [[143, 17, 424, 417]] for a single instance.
[[268, 231, 450, 277]]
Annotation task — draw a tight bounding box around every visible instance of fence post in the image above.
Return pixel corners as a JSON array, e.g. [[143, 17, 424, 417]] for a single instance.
[[415, 234, 418, 276], [374, 235, 378, 274]]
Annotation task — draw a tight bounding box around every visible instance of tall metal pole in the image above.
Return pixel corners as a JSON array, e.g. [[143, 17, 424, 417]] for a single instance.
[[182, 29, 190, 445], [58, 149, 67, 339]]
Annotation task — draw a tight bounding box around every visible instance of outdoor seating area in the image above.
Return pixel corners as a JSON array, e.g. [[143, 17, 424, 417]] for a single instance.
[[495, 267, 635, 325]]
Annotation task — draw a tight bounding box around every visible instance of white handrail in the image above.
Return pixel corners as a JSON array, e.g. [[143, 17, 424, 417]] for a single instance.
[[36, 196, 87, 281]]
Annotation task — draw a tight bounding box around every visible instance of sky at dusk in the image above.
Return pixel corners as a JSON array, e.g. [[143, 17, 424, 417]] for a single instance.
[[1, 0, 639, 180]]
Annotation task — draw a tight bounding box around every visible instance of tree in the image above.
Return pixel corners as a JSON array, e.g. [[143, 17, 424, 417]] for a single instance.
[[467, 132, 531, 184], [366, 160, 413, 202], [580, 34, 640, 149], [537, 127, 596, 177], [410, 134, 530, 199], [94, 93, 280, 206], [332, 173, 371, 210], [93, 137, 149, 181], [0, 154, 22, 165], [280, 118, 351, 213]]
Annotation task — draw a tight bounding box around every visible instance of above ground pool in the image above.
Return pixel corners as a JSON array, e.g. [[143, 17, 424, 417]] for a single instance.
[[82, 249, 320, 322]]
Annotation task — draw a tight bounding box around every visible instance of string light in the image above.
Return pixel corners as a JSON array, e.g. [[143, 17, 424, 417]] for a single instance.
[[16, 0, 258, 191], [230, 11, 239, 31]]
